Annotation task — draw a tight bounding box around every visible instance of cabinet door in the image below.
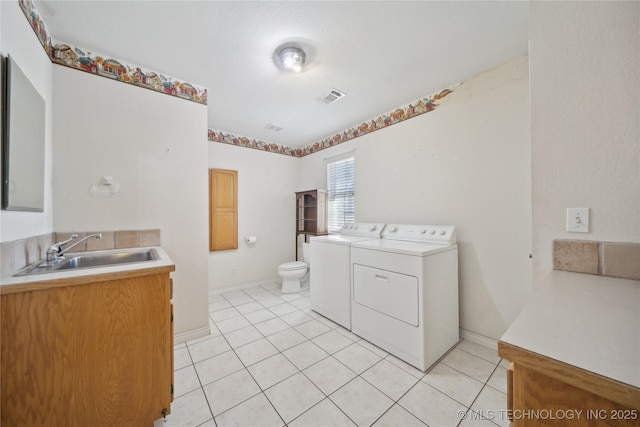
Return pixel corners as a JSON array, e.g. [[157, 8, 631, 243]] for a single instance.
[[209, 168, 238, 251]]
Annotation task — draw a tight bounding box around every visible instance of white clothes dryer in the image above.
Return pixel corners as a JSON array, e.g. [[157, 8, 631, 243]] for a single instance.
[[310, 223, 385, 330], [350, 224, 459, 371]]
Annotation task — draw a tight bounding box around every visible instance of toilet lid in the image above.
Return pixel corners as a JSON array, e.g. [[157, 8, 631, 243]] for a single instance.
[[279, 261, 308, 271]]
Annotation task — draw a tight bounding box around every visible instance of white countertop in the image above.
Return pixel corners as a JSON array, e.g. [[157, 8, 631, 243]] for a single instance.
[[0, 246, 175, 290], [500, 270, 640, 388]]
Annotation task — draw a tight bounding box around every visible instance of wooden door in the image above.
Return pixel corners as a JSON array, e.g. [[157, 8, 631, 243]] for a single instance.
[[209, 168, 238, 251]]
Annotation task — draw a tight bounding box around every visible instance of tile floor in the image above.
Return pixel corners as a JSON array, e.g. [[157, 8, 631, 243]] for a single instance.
[[155, 283, 509, 427]]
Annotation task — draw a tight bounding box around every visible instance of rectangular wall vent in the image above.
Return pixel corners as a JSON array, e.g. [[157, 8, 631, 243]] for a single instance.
[[318, 88, 346, 104], [264, 123, 283, 132]]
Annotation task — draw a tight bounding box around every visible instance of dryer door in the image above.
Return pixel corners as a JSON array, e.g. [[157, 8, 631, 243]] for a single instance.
[[352, 264, 419, 326]]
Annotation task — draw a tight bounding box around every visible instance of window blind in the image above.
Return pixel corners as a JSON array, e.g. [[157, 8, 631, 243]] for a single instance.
[[327, 157, 355, 233]]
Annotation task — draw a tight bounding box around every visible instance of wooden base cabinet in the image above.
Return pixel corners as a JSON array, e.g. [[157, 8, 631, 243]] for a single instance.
[[1, 268, 174, 427], [499, 342, 640, 427]]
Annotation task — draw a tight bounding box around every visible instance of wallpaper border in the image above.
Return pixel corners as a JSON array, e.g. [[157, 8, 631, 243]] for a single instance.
[[208, 86, 455, 158], [19, 0, 208, 105]]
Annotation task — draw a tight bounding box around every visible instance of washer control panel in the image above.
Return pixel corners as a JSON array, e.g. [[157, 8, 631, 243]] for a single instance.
[[340, 223, 386, 237], [382, 224, 456, 244]]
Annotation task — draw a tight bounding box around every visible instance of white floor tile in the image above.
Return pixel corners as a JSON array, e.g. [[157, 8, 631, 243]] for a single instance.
[[279, 292, 304, 302], [441, 348, 497, 383], [295, 319, 332, 339], [456, 339, 501, 365], [385, 354, 425, 379], [303, 356, 357, 395], [244, 308, 277, 324], [194, 350, 244, 386], [282, 340, 329, 370], [221, 290, 247, 299], [223, 325, 263, 349], [289, 297, 311, 310], [174, 347, 193, 370], [330, 377, 394, 427], [486, 366, 508, 394], [267, 327, 308, 351], [311, 330, 354, 354], [153, 388, 212, 427], [251, 290, 279, 301], [215, 316, 251, 334], [279, 310, 314, 327], [268, 303, 299, 317], [215, 393, 284, 427], [422, 362, 484, 407], [167, 289, 509, 427], [234, 301, 264, 314], [333, 343, 382, 374], [261, 282, 281, 290], [209, 300, 231, 312], [210, 307, 241, 322], [227, 294, 254, 306], [196, 419, 217, 427], [255, 317, 291, 336], [373, 404, 428, 427], [361, 359, 420, 400], [289, 398, 356, 427], [174, 365, 202, 399], [459, 410, 502, 426], [471, 386, 509, 427], [247, 353, 299, 390], [202, 369, 261, 415], [265, 372, 324, 423], [313, 315, 340, 329], [260, 296, 287, 308], [399, 381, 467, 427], [235, 338, 279, 366], [357, 339, 389, 358], [188, 335, 231, 363]]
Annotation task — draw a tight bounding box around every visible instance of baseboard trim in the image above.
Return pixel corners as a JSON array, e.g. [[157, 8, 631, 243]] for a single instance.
[[209, 277, 280, 295], [459, 328, 498, 350], [174, 325, 211, 345]]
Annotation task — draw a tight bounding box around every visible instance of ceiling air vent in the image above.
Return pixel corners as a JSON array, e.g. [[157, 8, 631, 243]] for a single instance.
[[318, 88, 346, 104], [264, 123, 283, 132]]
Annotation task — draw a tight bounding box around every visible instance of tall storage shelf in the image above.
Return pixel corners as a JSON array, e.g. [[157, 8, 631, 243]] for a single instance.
[[295, 190, 328, 259]]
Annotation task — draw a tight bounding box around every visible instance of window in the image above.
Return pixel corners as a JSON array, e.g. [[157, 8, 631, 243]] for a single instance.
[[327, 157, 355, 233]]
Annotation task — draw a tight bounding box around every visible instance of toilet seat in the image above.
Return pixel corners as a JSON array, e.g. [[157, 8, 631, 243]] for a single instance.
[[279, 261, 308, 271]]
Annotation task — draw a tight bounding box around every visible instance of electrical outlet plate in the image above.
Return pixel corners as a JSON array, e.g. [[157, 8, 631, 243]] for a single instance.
[[567, 208, 589, 233]]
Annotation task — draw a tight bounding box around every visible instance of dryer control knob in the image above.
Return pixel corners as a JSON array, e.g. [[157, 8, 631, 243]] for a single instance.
[[429, 230, 436, 235], [390, 226, 398, 232], [421, 229, 427, 234], [439, 230, 446, 235], [369, 226, 377, 231]]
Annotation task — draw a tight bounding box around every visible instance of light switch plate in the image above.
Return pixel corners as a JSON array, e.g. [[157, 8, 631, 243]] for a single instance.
[[567, 208, 590, 233]]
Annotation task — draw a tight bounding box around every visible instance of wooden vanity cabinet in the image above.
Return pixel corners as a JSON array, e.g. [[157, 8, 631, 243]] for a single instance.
[[1, 267, 175, 427], [499, 341, 640, 427]]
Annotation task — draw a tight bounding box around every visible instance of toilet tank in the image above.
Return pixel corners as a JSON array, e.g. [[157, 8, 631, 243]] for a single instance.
[[302, 242, 311, 264]]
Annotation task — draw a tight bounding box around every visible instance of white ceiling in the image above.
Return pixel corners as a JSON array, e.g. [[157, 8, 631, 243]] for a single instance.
[[37, 1, 529, 148]]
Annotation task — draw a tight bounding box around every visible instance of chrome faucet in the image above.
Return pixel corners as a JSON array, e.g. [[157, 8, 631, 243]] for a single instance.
[[46, 233, 103, 266]]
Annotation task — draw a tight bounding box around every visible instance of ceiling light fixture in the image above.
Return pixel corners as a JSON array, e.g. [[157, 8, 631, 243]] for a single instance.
[[277, 46, 306, 73]]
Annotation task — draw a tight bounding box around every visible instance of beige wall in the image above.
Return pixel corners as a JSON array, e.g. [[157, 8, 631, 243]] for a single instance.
[[52, 66, 210, 342], [0, 1, 53, 243], [208, 143, 299, 289], [298, 56, 532, 341], [530, 1, 640, 285]]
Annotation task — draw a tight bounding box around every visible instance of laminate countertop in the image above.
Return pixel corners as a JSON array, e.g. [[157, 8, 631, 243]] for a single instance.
[[500, 270, 640, 389], [0, 246, 175, 295]]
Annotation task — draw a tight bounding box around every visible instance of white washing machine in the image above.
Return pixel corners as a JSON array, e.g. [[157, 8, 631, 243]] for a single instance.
[[350, 224, 459, 371], [310, 223, 385, 330]]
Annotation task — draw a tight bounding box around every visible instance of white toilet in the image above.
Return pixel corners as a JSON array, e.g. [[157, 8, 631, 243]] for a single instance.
[[278, 242, 310, 293]]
